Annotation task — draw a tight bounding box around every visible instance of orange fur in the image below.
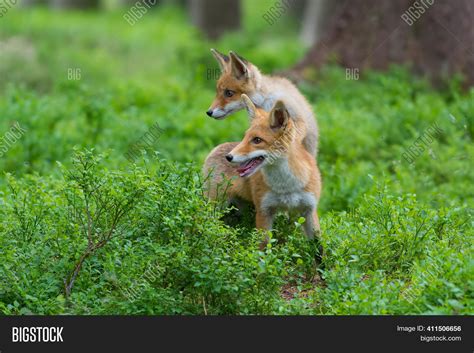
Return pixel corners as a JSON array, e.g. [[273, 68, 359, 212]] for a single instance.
[[207, 49, 319, 156], [204, 95, 322, 243]]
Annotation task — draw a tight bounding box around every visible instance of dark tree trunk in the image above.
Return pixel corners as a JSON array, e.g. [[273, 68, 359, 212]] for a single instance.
[[119, 0, 160, 7], [286, 0, 307, 18], [189, 0, 241, 40], [20, 0, 49, 6], [300, 0, 343, 46], [293, 0, 474, 88], [50, 0, 99, 9]]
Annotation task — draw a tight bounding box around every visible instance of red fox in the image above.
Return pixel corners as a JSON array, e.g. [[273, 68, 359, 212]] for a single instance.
[[207, 49, 319, 157], [203, 95, 322, 246]]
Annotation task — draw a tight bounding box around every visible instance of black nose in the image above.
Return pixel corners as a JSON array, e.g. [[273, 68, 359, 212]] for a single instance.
[[225, 154, 233, 162], [206, 110, 213, 117]]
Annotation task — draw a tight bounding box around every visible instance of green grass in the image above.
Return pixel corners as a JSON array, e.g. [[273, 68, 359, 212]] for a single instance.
[[0, 4, 472, 315]]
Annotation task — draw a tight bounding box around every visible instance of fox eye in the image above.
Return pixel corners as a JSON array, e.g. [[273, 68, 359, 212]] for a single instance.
[[252, 137, 263, 144], [224, 89, 235, 98]]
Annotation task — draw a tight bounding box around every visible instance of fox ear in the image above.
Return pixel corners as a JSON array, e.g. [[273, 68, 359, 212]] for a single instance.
[[210, 48, 229, 72], [229, 51, 249, 80], [241, 94, 256, 120], [270, 101, 289, 130]]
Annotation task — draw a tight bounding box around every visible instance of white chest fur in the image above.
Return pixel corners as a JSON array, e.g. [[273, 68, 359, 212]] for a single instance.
[[260, 159, 316, 213], [261, 191, 316, 213]]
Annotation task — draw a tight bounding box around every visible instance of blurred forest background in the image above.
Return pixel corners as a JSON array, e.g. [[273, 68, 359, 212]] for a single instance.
[[0, 0, 472, 315]]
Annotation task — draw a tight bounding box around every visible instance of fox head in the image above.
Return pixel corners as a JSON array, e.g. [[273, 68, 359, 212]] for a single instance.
[[226, 94, 293, 177], [206, 49, 258, 119]]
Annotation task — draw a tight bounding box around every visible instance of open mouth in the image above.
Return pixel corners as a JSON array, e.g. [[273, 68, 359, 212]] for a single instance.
[[236, 156, 265, 177]]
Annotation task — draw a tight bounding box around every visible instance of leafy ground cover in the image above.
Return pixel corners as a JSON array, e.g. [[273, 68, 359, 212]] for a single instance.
[[0, 3, 472, 314]]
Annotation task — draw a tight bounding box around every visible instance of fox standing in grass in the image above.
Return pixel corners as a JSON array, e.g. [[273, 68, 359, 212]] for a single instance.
[[207, 49, 319, 157], [204, 95, 322, 247]]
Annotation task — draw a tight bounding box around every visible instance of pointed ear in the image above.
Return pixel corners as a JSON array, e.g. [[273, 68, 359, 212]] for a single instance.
[[241, 94, 257, 120], [270, 101, 289, 130], [229, 51, 249, 80], [210, 48, 229, 72]]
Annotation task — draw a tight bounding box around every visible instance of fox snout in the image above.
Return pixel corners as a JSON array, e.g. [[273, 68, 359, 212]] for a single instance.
[[225, 154, 233, 162], [207, 99, 226, 119], [207, 105, 230, 120], [207, 98, 244, 119], [206, 106, 226, 119]]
